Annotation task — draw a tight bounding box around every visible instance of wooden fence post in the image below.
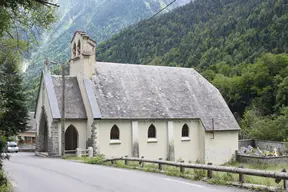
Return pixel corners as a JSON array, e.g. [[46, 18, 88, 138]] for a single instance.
[[141, 156, 144, 168], [124, 155, 128, 165], [207, 162, 213, 178], [180, 160, 185, 174], [283, 168, 287, 190], [239, 165, 245, 183], [159, 158, 163, 171]]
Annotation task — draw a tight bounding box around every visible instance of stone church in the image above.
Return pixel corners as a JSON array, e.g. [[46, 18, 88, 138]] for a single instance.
[[34, 31, 240, 165]]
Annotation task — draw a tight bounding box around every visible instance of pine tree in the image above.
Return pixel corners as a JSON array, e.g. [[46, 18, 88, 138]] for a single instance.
[[0, 58, 29, 138]]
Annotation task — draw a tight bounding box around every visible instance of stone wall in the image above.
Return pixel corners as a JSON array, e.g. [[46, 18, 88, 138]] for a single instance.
[[236, 152, 288, 164], [48, 121, 59, 156], [238, 139, 255, 149], [239, 140, 288, 152], [255, 140, 288, 152], [237, 140, 288, 164]]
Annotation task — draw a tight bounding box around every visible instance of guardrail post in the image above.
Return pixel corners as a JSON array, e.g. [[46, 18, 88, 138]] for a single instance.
[[180, 160, 185, 174], [207, 162, 213, 178], [141, 156, 144, 168], [239, 165, 245, 183], [124, 155, 128, 165], [76, 148, 81, 158], [159, 158, 163, 171], [283, 168, 287, 190], [275, 168, 287, 188]]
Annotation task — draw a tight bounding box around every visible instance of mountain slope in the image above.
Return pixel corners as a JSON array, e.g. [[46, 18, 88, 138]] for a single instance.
[[96, 0, 288, 139], [25, 0, 189, 78], [24, 0, 190, 109], [97, 0, 288, 68]]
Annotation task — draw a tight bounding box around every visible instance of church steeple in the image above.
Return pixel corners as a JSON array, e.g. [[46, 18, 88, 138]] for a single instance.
[[69, 31, 96, 77]]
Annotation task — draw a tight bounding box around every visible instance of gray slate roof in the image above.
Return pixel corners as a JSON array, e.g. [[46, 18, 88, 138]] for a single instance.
[[52, 76, 87, 119], [90, 62, 240, 131]]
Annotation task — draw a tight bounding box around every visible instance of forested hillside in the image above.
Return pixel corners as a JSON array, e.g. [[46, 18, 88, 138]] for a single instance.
[[25, 0, 188, 79], [24, 0, 190, 110], [97, 0, 288, 140]]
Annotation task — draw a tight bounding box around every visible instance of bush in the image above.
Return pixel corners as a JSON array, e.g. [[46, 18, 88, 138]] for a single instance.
[[84, 154, 105, 164]]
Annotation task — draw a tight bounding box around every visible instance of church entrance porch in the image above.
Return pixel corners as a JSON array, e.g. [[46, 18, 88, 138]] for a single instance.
[[65, 125, 78, 150]]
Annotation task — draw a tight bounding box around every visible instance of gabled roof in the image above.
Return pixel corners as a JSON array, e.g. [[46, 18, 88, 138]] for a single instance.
[[90, 62, 240, 131], [34, 72, 87, 120], [71, 31, 97, 44], [52, 76, 87, 119]]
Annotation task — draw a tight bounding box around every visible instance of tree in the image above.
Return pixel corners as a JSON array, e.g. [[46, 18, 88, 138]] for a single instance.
[[0, 0, 57, 47], [0, 48, 29, 138]]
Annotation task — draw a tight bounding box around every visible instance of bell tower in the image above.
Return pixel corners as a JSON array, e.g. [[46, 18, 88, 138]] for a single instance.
[[69, 31, 96, 77]]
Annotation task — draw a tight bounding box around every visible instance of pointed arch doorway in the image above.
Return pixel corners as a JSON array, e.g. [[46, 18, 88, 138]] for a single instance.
[[39, 111, 48, 152], [65, 125, 78, 150]]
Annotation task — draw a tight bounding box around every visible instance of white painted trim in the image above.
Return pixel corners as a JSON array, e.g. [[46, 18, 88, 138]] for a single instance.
[[181, 137, 191, 141], [110, 140, 121, 145], [147, 138, 158, 143]]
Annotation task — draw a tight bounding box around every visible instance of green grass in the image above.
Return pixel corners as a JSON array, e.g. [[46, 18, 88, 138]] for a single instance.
[[218, 161, 286, 188], [63, 156, 286, 191]]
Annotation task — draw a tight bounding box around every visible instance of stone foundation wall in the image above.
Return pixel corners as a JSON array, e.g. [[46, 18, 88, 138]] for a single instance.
[[238, 139, 255, 149], [236, 152, 288, 164], [255, 140, 288, 152], [239, 140, 288, 152]]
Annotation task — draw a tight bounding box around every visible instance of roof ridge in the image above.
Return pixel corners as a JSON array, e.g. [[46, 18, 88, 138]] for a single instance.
[[95, 61, 197, 71]]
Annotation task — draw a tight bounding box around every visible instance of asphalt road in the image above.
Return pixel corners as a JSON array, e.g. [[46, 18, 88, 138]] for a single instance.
[[3, 153, 249, 192]]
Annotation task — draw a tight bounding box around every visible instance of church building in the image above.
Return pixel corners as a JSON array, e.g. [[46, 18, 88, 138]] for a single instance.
[[34, 31, 240, 165]]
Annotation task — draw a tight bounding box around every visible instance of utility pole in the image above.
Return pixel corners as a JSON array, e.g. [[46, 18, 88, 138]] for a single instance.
[[61, 63, 65, 156], [50, 59, 70, 157]]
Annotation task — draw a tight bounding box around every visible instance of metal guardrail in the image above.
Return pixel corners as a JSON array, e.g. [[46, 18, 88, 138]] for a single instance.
[[103, 157, 288, 189]]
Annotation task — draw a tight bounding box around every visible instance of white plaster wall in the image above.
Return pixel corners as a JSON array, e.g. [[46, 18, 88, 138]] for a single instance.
[[204, 131, 239, 165], [173, 120, 200, 163], [138, 120, 168, 160], [98, 120, 132, 158], [57, 120, 87, 152]]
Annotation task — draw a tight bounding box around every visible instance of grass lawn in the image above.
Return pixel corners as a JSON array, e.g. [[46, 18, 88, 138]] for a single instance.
[[63, 155, 286, 190]]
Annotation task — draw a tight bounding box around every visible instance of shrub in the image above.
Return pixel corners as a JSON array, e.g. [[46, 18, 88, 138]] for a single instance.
[[84, 154, 105, 164]]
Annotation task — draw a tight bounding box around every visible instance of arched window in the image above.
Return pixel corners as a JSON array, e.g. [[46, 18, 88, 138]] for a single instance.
[[77, 40, 81, 55], [182, 124, 189, 137], [110, 125, 120, 140], [148, 124, 156, 138], [72, 42, 76, 57]]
